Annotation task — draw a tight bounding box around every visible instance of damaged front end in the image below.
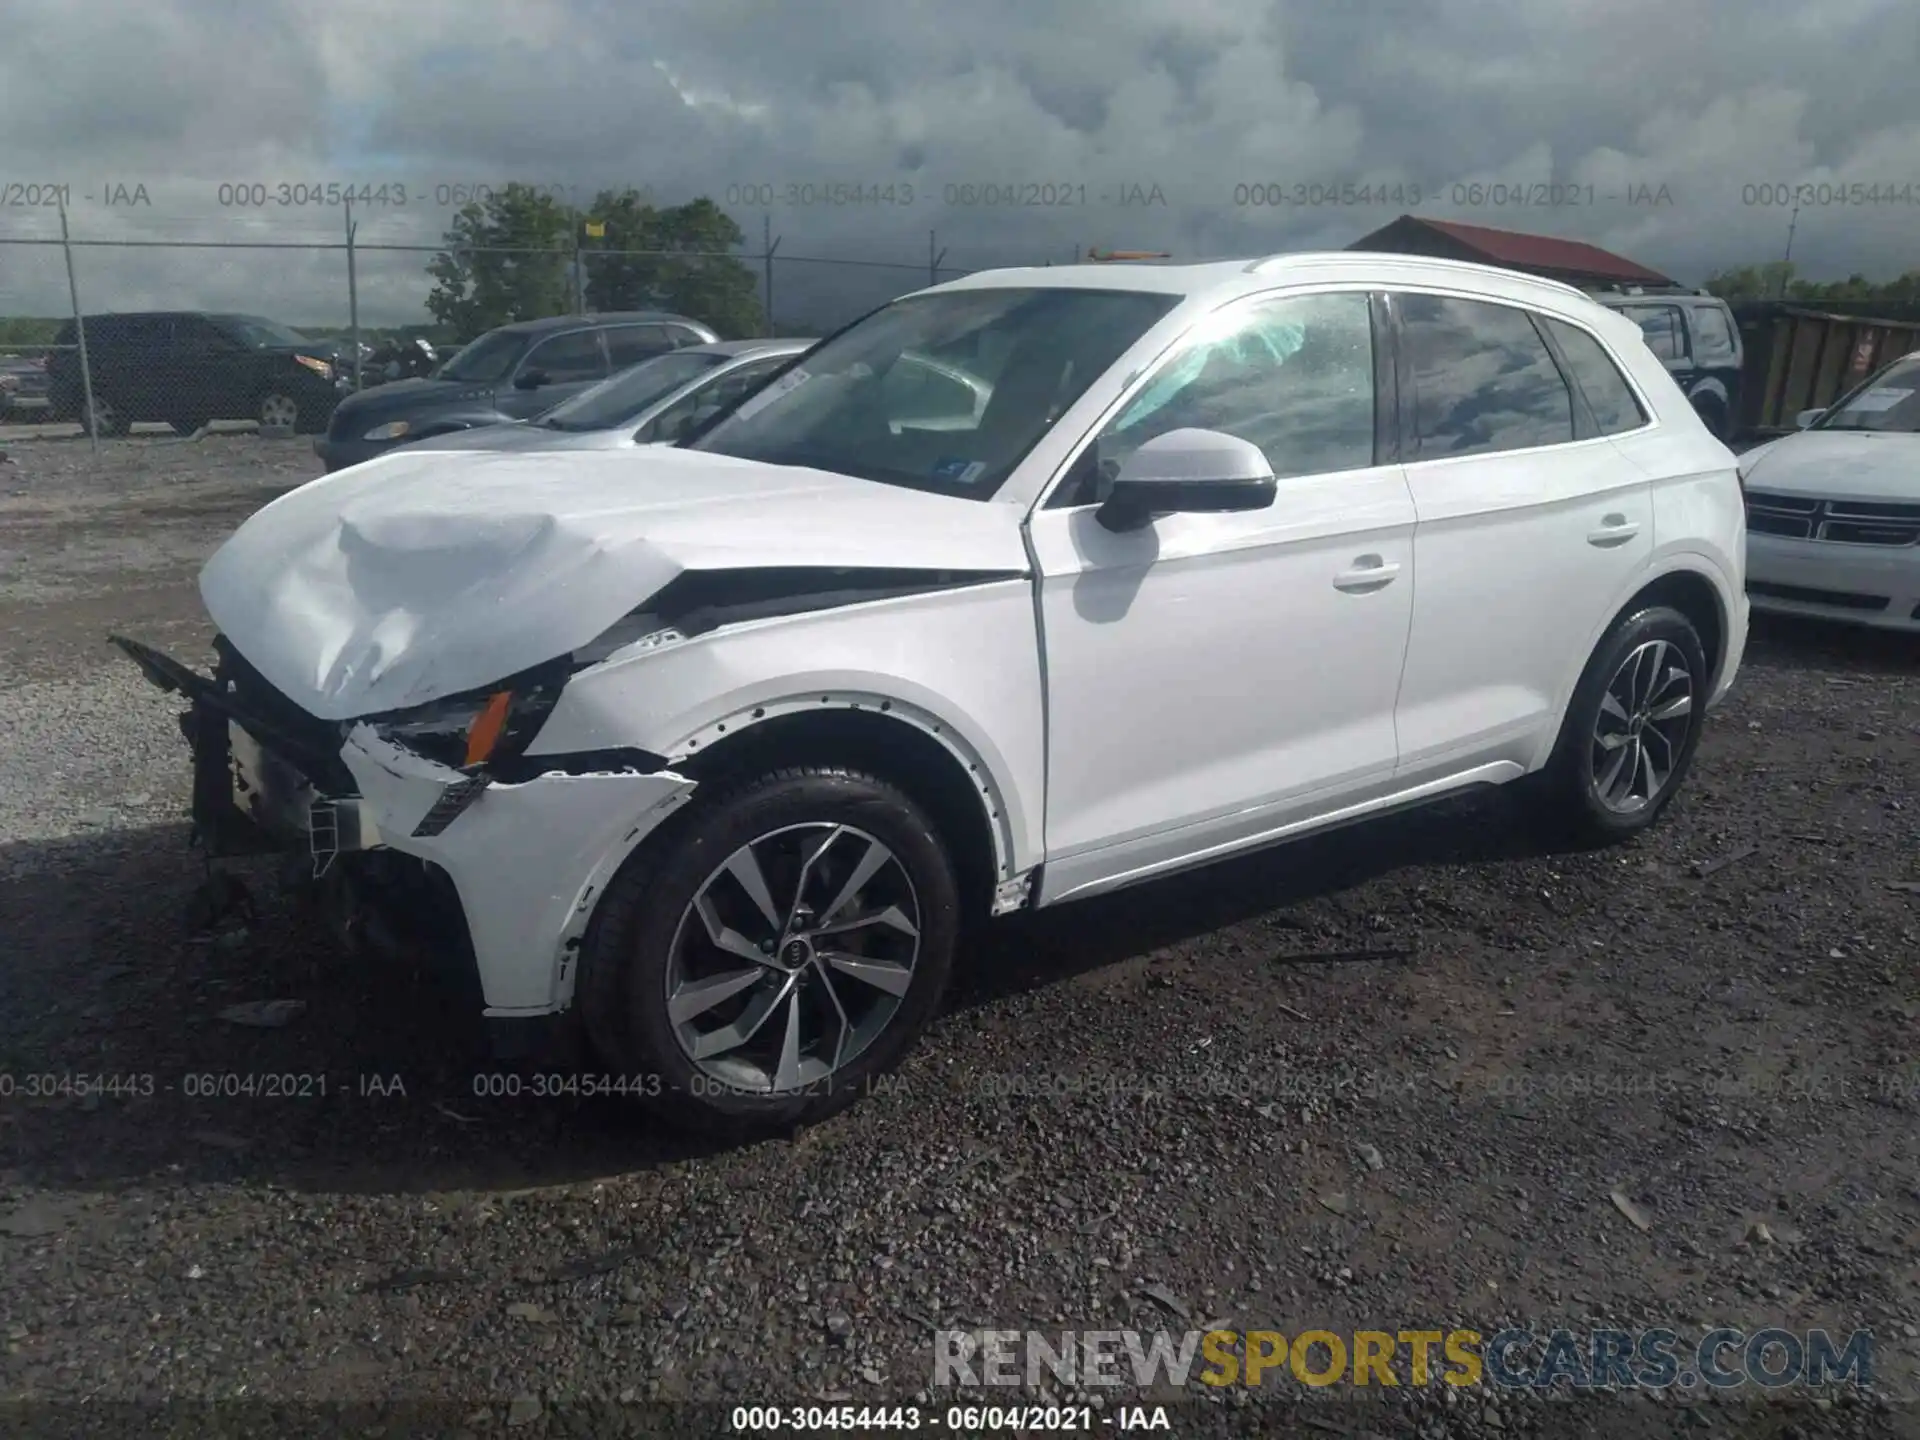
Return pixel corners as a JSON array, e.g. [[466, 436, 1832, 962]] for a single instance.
[[110, 631, 696, 1056]]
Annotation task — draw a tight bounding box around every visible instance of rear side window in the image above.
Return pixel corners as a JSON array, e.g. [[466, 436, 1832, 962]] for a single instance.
[[1621, 305, 1685, 361], [1691, 304, 1737, 362], [604, 325, 674, 368], [1398, 293, 1575, 459], [1542, 319, 1648, 436]]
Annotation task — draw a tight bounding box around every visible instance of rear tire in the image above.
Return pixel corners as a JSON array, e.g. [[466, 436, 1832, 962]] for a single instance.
[[257, 391, 301, 436], [1530, 605, 1708, 846], [577, 765, 960, 1135], [1692, 395, 1729, 441]]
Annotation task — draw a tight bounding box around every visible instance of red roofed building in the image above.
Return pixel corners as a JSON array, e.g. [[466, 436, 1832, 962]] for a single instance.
[[1346, 214, 1675, 288]]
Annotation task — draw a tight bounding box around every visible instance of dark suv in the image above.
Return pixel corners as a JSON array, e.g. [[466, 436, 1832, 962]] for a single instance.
[[1590, 287, 1744, 440], [315, 311, 720, 472], [46, 312, 347, 437]]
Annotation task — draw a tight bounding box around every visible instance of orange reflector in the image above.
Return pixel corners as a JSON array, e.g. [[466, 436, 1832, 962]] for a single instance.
[[465, 691, 514, 766]]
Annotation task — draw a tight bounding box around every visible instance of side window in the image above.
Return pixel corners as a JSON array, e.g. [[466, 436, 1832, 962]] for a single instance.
[[1621, 305, 1685, 362], [1691, 304, 1737, 362], [522, 329, 608, 382], [605, 325, 673, 369], [1399, 293, 1575, 459], [1541, 319, 1649, 436], [1069, 290, 1376, 499]]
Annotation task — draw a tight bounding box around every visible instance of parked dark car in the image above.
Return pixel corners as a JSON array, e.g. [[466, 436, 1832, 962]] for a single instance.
[[313, 311, 720, 472], [45, 312, 348, 436], [1591, 287, 1744, 440], [0, 354, 52, 421]]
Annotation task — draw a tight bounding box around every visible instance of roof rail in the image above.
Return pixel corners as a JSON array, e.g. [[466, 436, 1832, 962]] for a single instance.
[[1245, 250, 1594, 299]]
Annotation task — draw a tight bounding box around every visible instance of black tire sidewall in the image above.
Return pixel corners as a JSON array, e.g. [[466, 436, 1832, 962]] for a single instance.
[[1553, 605, 1709, 839], [585, 768, 960, 1130]]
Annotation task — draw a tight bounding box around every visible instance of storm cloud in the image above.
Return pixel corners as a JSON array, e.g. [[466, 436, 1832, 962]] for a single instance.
[[1, 0, 1915, 328]]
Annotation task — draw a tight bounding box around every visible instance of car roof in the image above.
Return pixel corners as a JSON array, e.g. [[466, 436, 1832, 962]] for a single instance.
[[680, 338, 814, 357], [491, 311, 704, 336], [922, 250, 1623, 318]]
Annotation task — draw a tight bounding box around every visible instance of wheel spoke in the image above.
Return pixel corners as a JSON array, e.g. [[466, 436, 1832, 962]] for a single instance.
[[817, 838, 894, 929], [1596, 740, 1632, 802], [821, 950, 915, 997], [810, 961, 854, 1069], [668, 965, 767, 1025], [1649, 692, 1692, 723], [1595, 729, 1630, 751], [687, 973, 794, 1059], [770, 987, 807, 1090], [1599, 692, 1631, 728], [723, 844, 784, 932], [812, 904, 920, 940], [694, 893, 775, 966], [784, 825, 844, 931], [1637, 738, 1660, 798]]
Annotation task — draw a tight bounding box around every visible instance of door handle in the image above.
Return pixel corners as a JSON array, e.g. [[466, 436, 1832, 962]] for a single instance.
[[1587, 514, 1641, 547], [1332, 555, 1402, 593]]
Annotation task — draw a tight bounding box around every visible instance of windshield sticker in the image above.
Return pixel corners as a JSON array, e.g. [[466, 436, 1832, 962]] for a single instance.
[[731, 367, 810, 422], [930, 458, 988, 485], [1847, 386, 1913, 412]]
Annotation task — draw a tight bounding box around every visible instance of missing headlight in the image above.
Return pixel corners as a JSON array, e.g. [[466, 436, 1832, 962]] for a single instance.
[[366, 657, 571, 771]]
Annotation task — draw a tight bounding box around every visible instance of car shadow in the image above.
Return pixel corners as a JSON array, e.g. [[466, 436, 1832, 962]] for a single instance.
[[0, 789, 1575, 1200], [1744, 610, 1919, 677]]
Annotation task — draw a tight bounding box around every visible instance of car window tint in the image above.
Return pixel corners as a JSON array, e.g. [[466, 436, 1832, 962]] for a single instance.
[[1620, 305, 1684, 361], [1400, 294, 1575, 459], [605, 325, 673, 368], [1090, 291, 1376, 485], [1542, 318, 1648, 436], [1691, 305, 1737, 361], [524, 330, 607, 381]]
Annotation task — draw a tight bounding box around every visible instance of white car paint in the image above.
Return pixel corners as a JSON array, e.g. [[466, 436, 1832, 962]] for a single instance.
[[182, 249, 1745, 1031], [1738, 423, 1920, 632]]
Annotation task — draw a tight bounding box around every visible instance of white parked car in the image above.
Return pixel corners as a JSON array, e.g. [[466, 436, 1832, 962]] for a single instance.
[[115, 252, 1747, 1132], [410, 339, 815, 455], [1737, 352, 1920, 631]]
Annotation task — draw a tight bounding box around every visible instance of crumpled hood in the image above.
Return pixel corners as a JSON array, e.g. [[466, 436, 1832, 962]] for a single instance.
[[406, 421, 634, 454], [1737, 429, 1920, 501], [199, 445, 1028, 720]]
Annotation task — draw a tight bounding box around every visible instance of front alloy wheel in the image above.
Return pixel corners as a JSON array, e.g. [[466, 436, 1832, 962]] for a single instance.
[[578, 765, 960, 1133], [666, 823, 922, 1094]]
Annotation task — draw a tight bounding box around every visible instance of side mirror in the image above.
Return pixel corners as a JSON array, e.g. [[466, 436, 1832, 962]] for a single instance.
[[514, 368, 550, 390], [1794, 407, 1826, 430], [1094, 428, 1277, 533]]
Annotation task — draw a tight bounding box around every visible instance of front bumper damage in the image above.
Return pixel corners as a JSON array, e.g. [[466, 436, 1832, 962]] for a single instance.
[[112, 635, 696, 1053]]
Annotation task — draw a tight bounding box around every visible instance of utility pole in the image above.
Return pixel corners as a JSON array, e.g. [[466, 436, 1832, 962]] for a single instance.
[[345, 197, 362, 390], [928, 230, 946, 287], [56, 191, 98, 456], [762, 214, 781, 336], [1777, 203, 1800, 298]]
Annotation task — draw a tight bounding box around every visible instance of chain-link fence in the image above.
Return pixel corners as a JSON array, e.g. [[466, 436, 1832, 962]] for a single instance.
[[0, 208, 1080, 448]]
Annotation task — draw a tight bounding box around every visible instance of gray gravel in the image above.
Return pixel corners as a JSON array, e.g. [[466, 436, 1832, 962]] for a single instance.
[[1, 433, 1917, 1438]]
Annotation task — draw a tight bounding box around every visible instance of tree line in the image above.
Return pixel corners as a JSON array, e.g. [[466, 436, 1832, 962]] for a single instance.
[[1699, 262, 1920, 305]]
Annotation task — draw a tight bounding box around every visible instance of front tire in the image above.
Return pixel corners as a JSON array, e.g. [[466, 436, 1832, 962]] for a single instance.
[[577, 765, 960, 1134], [1532, 605, 1708, 846], [257, 391, 302, 435]]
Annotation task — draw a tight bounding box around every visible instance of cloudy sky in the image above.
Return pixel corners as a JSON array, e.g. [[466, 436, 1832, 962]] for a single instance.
[[2, 0, 1917, 330]]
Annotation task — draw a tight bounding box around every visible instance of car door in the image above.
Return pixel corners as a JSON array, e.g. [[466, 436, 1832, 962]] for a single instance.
[[177, 316, 243, 421], [500, 328, 610, 418], [1026, 288, 1417, 902], [1617, 303, 1695, 389], [1389, 290, 1654, 780], [116, 315, 173, 420]]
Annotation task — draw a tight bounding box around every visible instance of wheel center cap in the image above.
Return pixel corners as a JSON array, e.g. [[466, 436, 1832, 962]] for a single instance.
[[781, 936, 814, 969]]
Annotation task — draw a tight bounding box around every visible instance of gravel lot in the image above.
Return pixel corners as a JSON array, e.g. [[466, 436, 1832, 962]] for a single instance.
[[0, 433, 1916, 1438]]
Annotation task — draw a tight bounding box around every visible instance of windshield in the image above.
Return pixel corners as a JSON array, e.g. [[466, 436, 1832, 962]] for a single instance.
[[537, 351, 730, 431], [436, 330, 531, 384], [688, 288, 1182, 498], [1816, 355, 1920, 432], [221, 315, 315, 349]]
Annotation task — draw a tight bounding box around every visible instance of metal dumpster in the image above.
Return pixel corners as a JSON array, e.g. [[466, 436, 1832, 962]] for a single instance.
[[1732, 302, 1920, 435]]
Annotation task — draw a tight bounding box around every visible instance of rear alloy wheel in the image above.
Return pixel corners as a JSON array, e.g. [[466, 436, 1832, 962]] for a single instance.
[[578, 766, 960, 1134], [1533, 605, 1708, 845], [80, 395, 129, 437], [257, 391, 301, 435]]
